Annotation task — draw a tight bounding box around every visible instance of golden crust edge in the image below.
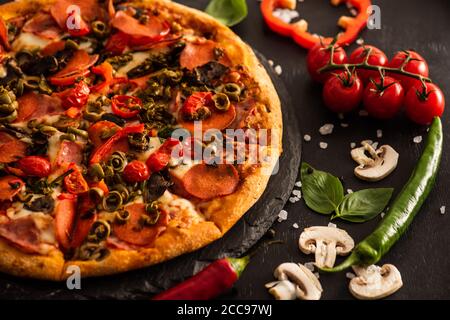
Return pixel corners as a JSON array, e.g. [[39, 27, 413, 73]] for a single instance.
[[0, 0, 283, 280]]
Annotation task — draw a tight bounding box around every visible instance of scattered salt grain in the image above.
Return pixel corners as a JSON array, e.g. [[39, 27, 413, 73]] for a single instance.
[[319, 142, 328, 149], [303, 134, 311, 142], [327, 222, 337, 228], [338, 113, 345, 120], [278, 209, 288, 222], [356, 38, 364, 45], [359, 109, 369, 117], [346, 272, 356, 279], [371, 142, 379, 149], [272, 8, 300, 24], [340, 123, 349, 128], [314, 272, 320, 279], [377, 129, 383, 138], [440, 206, 446, 215], [347, 189, 353, 194], [380, 212, 385, 219], [304, 262, 315, 272], [319, 123, 334, 135], [268, 59, 274, 67], [295, 181, 302, 187], [274, 65, 283, 75], [350, 142, 356, 149], [289, 197, 300, 203], [350, 8, 358, 16], [413, 136, 423, 144], [292, 223, 299, 229], [292, 189, 301, 197]]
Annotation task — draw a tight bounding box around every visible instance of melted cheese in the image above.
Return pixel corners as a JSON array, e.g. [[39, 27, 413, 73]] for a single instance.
[[158, 190, 204, 227], [47, 132, 63, 166], [168, 158, 201, 180], [12, 32, 51, 51], [116, 52, 151, 77]]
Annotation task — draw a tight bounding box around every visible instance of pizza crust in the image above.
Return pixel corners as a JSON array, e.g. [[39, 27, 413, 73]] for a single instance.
[[0, 0, 283, 280]]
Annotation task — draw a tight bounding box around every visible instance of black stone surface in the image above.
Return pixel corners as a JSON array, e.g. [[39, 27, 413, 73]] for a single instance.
[[1, 0, 450, 300]]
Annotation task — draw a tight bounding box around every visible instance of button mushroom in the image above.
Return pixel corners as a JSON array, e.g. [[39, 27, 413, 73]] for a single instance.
[[351, 140, 399, 182], [349, 264, 403, 300], [299, 226, 354, 268], [266, 262, 323, 300]]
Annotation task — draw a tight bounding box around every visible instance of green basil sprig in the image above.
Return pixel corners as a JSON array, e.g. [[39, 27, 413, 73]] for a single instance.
[[301, 163, 393, 223], [205, 0, 248, 27]]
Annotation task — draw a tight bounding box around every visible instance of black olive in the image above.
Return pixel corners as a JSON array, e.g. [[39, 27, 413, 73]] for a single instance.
[[24, 195, 55, 213], [101, 113, 126, 126], [143, 173, 173, 203], [20, 56, 59, 76]]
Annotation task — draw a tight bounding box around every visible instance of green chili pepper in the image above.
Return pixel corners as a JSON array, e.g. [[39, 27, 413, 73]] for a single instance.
[[322, 117, 443, 272], [67, 127, 89, 139], [60, 133, 76, 142]]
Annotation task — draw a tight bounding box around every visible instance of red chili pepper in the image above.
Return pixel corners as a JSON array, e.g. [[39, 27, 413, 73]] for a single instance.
[[67, 12, 90, 37], [153, 256, 249, 300], [146, 138, 182, 173], [16, 156, 51, 178], [91, 62, 114, 94], [90, 124, 145, 164], [261, 0, 371, 49], [111, 95, 142, 119], [181, 92, 213, 121], [57, 81, 90, 109]]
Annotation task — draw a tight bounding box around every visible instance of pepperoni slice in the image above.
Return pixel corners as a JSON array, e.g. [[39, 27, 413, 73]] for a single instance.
[[0, 217, 41, 254], [55, 141, 83, 166], [110, 10, 170, 41], [23, 12, 63, 40], [0, 132, 27, 163], [41, 40, 66, 56], [113, 203, 168, 246], [178, 104, 236, 133], [182, 163, 239, 200], [54, 193, 77, 250], [50, 0, 104, 30], [50, 50, 98, 79], [179, 40, 230, 71], [0, 176, 24, 201], [15, 92, 64, 123]]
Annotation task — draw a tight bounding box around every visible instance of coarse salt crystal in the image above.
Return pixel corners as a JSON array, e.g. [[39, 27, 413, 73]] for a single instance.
[[327, 222, 337, 228], [377, 129, 383, 138], [292, 189, 301, 197], [274, 65, 283, 75], [272, 8, 300, 24], [413, 136, 423, 144], [440, 206, 446, 214], [350, 142, 356, 149], [293, 223, 299, 229], [372, 142, 379, 149], [347, 189, 353, 194], [278, 209, 288, 222], [303, 134, 311, 142], [268, 59, 274, 67], [338, 113, 345, 120], [346, 272, 356, 279], [314, 272, 320, 279], [340, 123, 349, 128], [295, 181, 302, 187], [350, 8, 358, 16], [319, 142, 328, 149], [289, 197, 299, 203], [380, 212, 385, 218], [304, 262, 315, 271], [359, 109, 369, 116], [356, 38, 364, 45], [319, 123, 334, 135]]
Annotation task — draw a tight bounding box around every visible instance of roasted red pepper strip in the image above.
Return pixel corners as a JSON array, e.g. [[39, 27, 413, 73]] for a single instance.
[[91, 62, 114, 94], [261, 0, 371, 49], [111, 95, 142, 119], [90, 124, 144, 164], [152, 256, 249, 300]]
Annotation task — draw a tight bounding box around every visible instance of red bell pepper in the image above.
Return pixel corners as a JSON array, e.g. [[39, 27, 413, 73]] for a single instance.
[[261, 0, 371, 49], [56, 81, 90, 109], [153, 256, 249, 300], [91, 62, 114, 94], [90, 124, 145, 164]]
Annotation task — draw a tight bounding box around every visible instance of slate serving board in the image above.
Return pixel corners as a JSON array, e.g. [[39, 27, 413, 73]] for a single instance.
[[0, 40, 301, 298]]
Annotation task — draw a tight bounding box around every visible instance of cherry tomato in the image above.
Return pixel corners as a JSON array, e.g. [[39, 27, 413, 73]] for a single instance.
[[16, 156, 51, 178], [111, 95, 142, 119], [64, 164, 89, 194], [363, 76, 404, 119], [146, 138, 182, 172], [181, 92, 213, 120], [322, 72, 363, 113], [306, 43, 347, 83], [58, 81, 90, 109], [404, 83, 445, 125], [349, 45, 388, 84], [388, 50, 429, 90], [123, 160, 150, 183]]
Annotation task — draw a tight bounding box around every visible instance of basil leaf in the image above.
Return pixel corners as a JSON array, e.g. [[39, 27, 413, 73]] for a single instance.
[[205, 0, 248, 26], [301, 162, 344, 215], [335, 188, 394, 223]]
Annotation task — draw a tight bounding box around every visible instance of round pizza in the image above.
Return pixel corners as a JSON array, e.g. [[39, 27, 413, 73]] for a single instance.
[[0, 0, 282, 280]]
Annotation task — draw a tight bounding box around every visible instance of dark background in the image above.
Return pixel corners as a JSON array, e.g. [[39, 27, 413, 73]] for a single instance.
[[0, 0, 449, 300], [178, 0, 450, 299]]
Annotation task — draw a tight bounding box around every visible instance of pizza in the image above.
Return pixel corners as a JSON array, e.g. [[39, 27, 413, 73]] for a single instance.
[[0, 0, 282, 280]]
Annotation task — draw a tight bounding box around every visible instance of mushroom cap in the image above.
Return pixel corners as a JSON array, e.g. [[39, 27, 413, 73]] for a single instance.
[[349, 264, 403, 300], [273, 262, 323, 300], [299, 226, 355, 268], [352, 144, 399, 182]]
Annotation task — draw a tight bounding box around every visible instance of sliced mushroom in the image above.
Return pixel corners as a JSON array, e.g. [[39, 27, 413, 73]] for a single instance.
[[299, 226, 354, 268], [265, 280, 297, 300], [351, 140, 399, 182], [349, 264, 403, 300], [271, 262, 323, 300]]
